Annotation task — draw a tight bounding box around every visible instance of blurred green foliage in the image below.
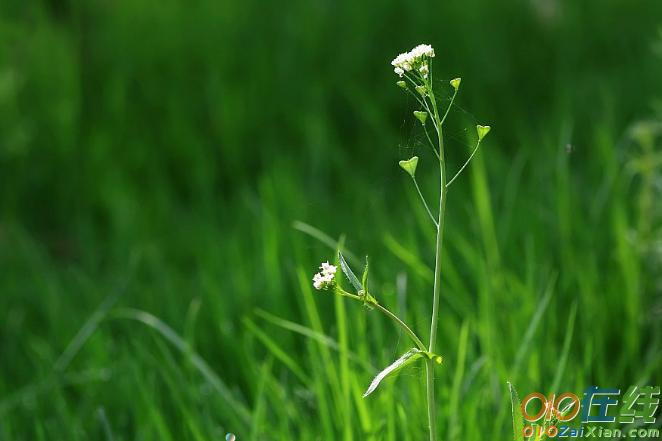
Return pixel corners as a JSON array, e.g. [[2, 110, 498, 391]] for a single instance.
[[1, 0, 661, 439]]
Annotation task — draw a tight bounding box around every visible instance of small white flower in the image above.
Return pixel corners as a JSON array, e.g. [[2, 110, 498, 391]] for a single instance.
[[320, 262, 337, 274], [391, 44, 435, 76], [412, 44, 435, 58], [391, 52, 409, 67], [313, 273, 324, 290], [313, 261, 337, 290], [419, 63, 429, 78]]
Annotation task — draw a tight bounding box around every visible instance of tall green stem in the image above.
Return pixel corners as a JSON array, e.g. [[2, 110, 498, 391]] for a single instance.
[[426, 361, 437, 440], [430, 154, 446, 353], [426, 87, 447, 441]]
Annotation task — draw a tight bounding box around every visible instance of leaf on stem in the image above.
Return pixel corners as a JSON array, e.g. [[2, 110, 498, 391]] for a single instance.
[[361, 255, 370, 295], [363, 348, 427, 398], [338, 251, 362, 293]]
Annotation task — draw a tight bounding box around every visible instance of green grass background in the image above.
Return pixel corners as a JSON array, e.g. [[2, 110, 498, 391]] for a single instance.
[[1, 0, 661, 439]]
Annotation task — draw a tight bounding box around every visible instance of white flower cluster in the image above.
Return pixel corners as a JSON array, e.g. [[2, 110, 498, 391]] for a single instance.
[[313, 262, 337, 290], [391, 44, 435, 78]]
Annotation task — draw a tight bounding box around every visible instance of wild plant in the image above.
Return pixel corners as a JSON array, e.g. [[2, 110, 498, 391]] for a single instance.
[[310, 43, 490, 440]]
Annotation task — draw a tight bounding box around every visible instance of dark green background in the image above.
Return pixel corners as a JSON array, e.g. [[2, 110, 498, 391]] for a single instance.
[[1, 0, 661, 439]]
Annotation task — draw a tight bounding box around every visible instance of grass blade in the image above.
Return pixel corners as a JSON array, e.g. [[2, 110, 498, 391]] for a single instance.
[[110, 308, 253, 426], [292, 220, 361, 267], [550, 300, 578, 393], [382, 232, 434, 282], [242, 316, 312, 386], [253, 308, 372, 371], [508, 381, 524, 441], [54, 252, 140, 373], [512, 274, 557, 377], [97, 407, 115, 441]]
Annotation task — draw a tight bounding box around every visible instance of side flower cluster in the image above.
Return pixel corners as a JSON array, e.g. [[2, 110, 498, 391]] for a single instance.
[[391, 44, 435, 78], [312, 262, 337, 290]]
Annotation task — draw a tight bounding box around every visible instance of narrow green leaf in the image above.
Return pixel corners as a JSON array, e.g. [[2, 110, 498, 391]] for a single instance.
[[513, 275, 556, 376], [242, 317, 312, 386], [361, 255, 370, 295], [54, 252, 140, 373], [292, 221, 361, 267], [338, 251, 362, 292], [97, 408, 115, 441], [383, 232, 434, 282], [556, 399, 578, 423], [363, 348, 426, 398], [253, 308, 373, 371], [507, 381, 525, 441], [110, 308, 253, 426], [550, 301, 578, 394]]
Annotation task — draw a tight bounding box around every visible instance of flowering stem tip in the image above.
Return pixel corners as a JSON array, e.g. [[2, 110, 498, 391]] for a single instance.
[[391, 44, 435, 79], [312, 262, 337, 290]]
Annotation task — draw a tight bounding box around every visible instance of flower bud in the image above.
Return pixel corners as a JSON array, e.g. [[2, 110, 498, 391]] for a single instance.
[[399, 156, 419, 178]]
